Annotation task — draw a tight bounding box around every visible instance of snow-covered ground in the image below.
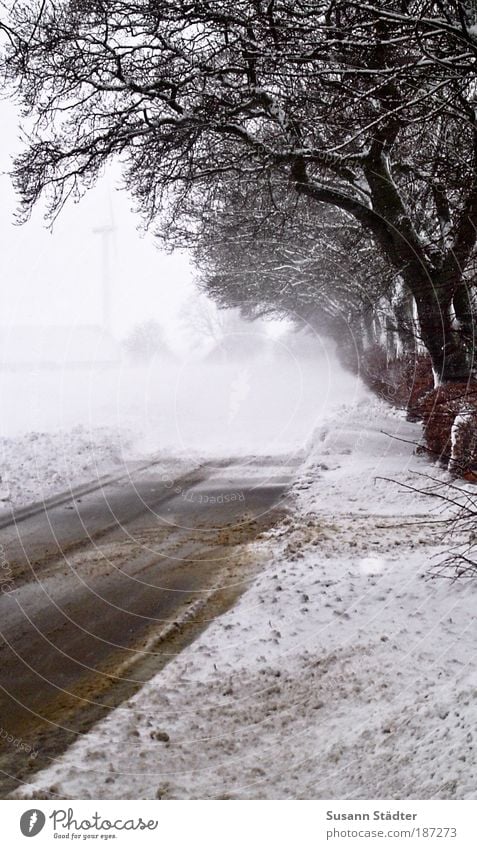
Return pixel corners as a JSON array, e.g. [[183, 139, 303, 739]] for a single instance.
[[0, 426, 138, 509], [0, 353, 356, 509], [13, 396, 477, 800]]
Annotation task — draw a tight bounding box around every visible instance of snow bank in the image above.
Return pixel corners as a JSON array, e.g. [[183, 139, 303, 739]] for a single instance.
[[0, 426, 138, 510], [0, 353, 358, 509], [13, 397, 477, 800]]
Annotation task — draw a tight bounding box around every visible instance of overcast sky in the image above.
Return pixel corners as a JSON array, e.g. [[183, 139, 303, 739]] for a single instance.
[[0, 100, 195, 341]]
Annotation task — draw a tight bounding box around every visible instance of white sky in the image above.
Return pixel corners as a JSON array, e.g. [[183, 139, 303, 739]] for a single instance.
[[0, 101, 195, 341]]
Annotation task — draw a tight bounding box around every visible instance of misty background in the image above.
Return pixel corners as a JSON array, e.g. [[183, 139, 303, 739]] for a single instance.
[[0, 100, 355, 458]]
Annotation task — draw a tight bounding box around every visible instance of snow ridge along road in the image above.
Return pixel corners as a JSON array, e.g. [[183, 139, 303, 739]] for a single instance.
[[0, 454, 298, 797], [13, 398, 477, 802], [0, 454, 185, 532]]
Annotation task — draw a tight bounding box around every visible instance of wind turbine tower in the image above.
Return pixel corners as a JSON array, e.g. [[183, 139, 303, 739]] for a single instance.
[[92, 222, 116, 335]]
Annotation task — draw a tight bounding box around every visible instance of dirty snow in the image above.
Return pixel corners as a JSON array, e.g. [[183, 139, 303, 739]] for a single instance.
[[12, 396, 477, 800]]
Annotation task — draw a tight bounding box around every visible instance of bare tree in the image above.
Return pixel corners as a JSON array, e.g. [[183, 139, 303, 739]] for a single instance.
[[123, 319, 170, 363], [3, 1, 477, 380], [194, 178, 397, 350]]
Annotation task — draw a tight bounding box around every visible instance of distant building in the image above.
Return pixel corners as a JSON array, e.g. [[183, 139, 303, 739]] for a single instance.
[[0, 325, 121, 369]]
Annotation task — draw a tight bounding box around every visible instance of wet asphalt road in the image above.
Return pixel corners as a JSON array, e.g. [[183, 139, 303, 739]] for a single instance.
[[0, 455, 296, 796]]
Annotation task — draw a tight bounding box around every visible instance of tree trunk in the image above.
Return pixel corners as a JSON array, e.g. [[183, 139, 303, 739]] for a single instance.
[[453, 285, 475, 337], [414, 284, 471, 383], [393, 288, 416, 355], [296, 153, 476, 383], [361, 148, 475, 383]]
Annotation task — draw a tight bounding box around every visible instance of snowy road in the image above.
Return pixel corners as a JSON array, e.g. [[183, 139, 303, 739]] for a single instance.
[[0, 455, 297, 796], [12, 399, 477, 802]]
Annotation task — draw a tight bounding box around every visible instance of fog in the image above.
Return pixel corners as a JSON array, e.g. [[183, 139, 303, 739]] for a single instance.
[[0, 102, 193, 340], [0, 345, 360, 457], [0, 100, 361, 462]]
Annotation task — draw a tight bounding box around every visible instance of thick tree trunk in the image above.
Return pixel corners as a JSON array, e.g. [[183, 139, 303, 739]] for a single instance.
[[414, 284, 471, 383], [361, 147, 476, 383]]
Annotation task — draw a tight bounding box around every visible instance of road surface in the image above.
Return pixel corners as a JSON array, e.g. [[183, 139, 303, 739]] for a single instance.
[[0, 455, 297, 796]]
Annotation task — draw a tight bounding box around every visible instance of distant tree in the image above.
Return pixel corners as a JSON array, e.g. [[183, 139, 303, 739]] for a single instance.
[[180, 292, 262, 359], [180, 293, 240, 347], [123, 320, 170, 363], [3, 1, 477, 380]]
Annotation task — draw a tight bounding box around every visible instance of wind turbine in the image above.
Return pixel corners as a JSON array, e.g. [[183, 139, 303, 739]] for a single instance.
[[92, 180, 117, 335]]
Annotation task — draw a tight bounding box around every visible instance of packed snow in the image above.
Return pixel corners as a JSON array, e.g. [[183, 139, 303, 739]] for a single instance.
[[12, 395, 477, 800]]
